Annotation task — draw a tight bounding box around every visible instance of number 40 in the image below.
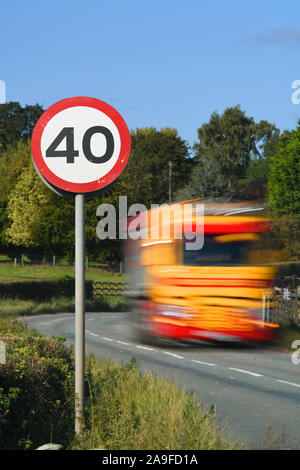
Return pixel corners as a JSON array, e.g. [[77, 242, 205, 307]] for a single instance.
[[46, 126, 114, 164]]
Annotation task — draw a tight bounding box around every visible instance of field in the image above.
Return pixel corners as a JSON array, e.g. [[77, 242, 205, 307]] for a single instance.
[[0, 262, 127, 319], [0, 262, 123, 283]]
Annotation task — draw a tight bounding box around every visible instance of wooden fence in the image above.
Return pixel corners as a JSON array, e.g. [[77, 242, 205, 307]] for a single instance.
[[93, 281, 127, 297], [272, 275, 300, 324], [272, 289, 300, 324]]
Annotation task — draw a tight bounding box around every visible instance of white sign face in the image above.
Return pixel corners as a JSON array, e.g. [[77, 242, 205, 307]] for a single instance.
[[31, 97, 131, 194], [40, 106, 121, 184]]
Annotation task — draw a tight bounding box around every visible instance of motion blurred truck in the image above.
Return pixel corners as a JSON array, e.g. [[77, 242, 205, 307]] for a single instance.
[[125, 201, 278, 344]]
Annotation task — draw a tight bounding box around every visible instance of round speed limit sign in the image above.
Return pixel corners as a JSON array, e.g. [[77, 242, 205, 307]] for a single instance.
[[31, 96, 131, 195]]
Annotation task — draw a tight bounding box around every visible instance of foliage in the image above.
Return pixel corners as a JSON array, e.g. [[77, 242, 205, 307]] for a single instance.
[[0, 277, 93, 301], [6, 164, 74, 253], [264, 214, 300, 261], [268, 123, 300, 216], [115, 127, 194, 207], [239, 157, 270, 200], [193, 106, 278, 198], [0, 321, 74, 449], [0, 102, 43, 154], [175, 159, 228, 201], [5, 162, 107, 260], [0, 139, 32, 250], [71, 356, 237, 450]]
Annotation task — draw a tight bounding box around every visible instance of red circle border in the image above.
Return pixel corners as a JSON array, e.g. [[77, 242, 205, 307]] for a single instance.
[[31, 96, 131, 193]]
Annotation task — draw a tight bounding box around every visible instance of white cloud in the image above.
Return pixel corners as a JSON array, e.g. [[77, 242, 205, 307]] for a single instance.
[[238, 27, 300, 47]]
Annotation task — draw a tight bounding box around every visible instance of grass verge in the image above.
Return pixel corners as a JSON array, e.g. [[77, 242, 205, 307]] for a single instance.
[[0, 295, 128, 320], [0, 320, 239, 450], [0, 263, 124, 282], [71, 356, 239, 450]]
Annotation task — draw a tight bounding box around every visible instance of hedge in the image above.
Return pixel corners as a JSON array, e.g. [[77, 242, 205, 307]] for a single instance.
[[0, 276, 93, 301], [0, 321, 75, 449]]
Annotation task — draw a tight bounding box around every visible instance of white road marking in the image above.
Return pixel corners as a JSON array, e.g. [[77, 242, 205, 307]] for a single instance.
[[162, 351, 185, 359], [116, 340, 131, 346], [277, 379, 300, 388], [191, 359, 217, 367], [101, 337, 115, 342], [136, 345, 155, 351], [86, 318, 95, 322], [228, 368, 263, 377], [86, 330, 98, 337]]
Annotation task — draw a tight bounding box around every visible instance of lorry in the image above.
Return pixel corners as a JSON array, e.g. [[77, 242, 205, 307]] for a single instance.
[[125, 200, 278, 345]]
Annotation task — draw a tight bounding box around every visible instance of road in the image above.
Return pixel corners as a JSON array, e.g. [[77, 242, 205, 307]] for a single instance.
[[25, 311, 300, 449]]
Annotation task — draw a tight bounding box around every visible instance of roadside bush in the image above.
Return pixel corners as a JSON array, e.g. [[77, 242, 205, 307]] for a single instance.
[[0, 321, 74, 449]]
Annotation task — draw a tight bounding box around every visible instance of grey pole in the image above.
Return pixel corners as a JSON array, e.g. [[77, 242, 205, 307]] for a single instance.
[[75, 193, 85, 434]]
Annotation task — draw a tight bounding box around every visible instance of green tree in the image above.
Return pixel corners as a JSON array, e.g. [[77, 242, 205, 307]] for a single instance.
[[6, 165, 75, 257], [238, 130, 280, 200], [0, 139, 33, 250], [175, 159, 227, 201], [193, 106, 278, 197], [115, 127, 194, 206], [0, 102, 43, 153], [268, 123, 300, 216]]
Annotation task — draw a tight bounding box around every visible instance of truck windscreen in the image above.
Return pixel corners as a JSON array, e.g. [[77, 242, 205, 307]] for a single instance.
[[183, 235, 250, 266]]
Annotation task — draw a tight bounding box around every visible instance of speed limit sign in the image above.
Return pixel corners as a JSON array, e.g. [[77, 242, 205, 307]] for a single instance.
[[31, 96, 131, 194], [31, 96, 131, 434]]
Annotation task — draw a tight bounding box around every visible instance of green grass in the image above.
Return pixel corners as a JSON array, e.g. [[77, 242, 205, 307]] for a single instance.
[[0, 295, 128, 320], [0, 263, 124, 282], [70, 356, 240, 450]]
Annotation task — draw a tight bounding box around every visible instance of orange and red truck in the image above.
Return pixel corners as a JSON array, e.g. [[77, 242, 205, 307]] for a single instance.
[[125, 201, 278, 344]]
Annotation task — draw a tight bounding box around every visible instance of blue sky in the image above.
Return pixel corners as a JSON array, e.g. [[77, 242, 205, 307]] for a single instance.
[[1, 0, 300, 148]]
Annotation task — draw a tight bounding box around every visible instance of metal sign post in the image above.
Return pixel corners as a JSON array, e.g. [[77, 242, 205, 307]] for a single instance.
[[75, 193, 85, 432], [31, 97, 131, 434]]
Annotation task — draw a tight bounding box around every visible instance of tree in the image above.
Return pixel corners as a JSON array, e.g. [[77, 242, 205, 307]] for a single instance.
[[114, 127, 194, 207], [6, 164, 75, 256], [0, 139, 33, 250], [193, 106, 278, 197], [238, 129, 280, 200], [175, 159, 228, 201], [268, 123, 300, 216], [0, 102, 43, 153]]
